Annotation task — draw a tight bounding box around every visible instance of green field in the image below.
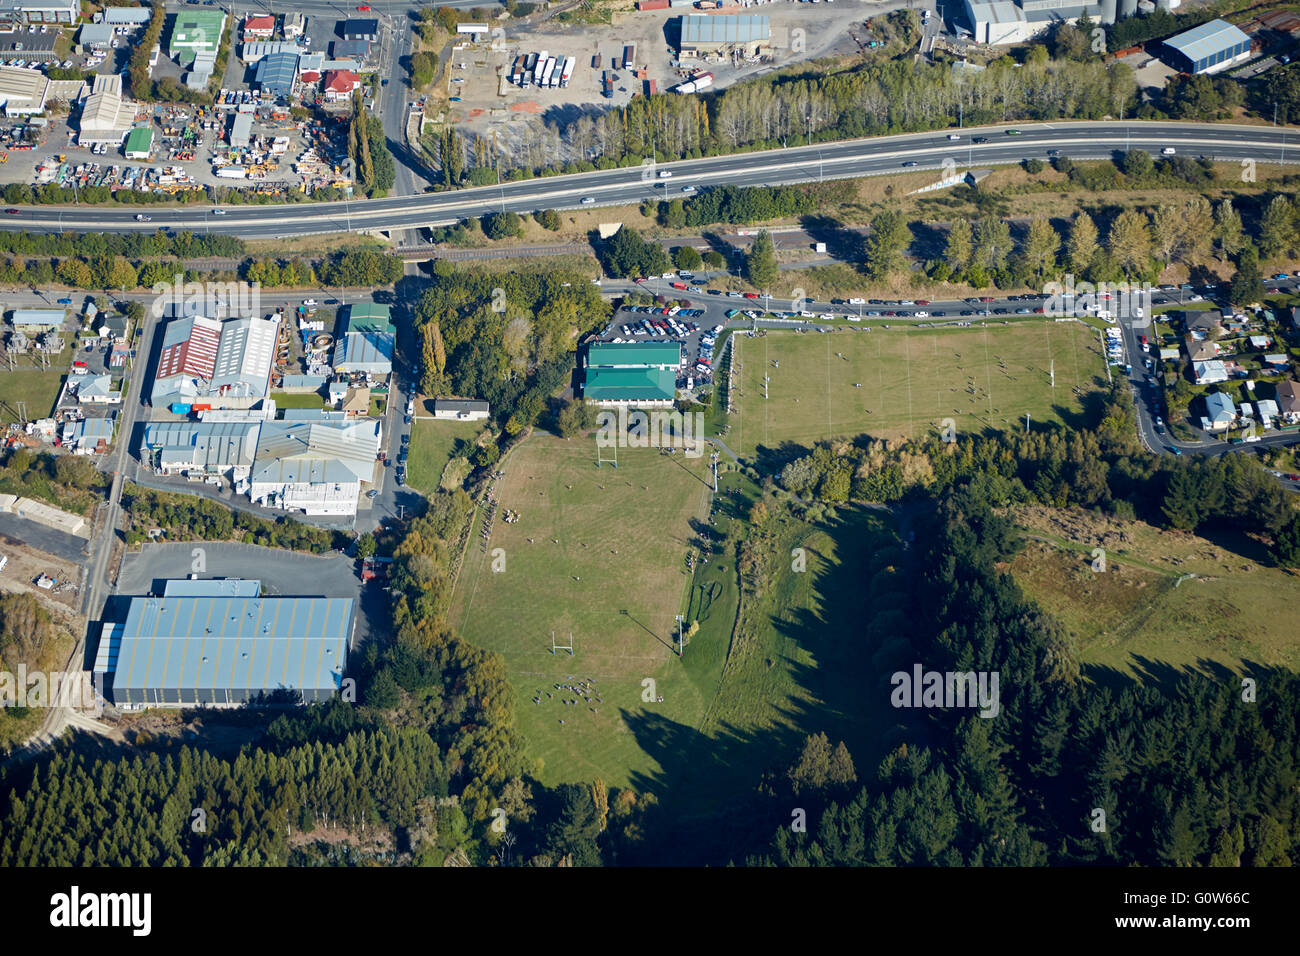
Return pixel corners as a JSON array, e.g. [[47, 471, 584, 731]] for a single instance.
[[449, 431, 895, 804], [728, 323, 1106, 456], [270, 391, 327, 410], [1010, 506, 1300, 679], [450, 433, 713, 787], [0, 369, 68, 424], [407, 417, 484, 492]]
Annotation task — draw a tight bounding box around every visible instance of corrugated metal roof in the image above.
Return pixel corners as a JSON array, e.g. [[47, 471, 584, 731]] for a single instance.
[[584, 367, 676, 401], [1165, 18, 1251, 64], [251, 420, 379, 485], [680, 14, 770, 44], [589, 342, 681, 368], [341, 303, 394, 334], [110, 588, 352, 697], [334, 330, 394, 371]]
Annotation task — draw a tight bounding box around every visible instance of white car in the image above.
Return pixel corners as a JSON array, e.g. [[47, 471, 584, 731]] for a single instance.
[[580, 197, 595, 204], [302, 298, 317, 306], [848, 297, 866, 305], [1161, 147, 1176, 156], [914, 311, 929, 318], [657, 170, 672, 178]]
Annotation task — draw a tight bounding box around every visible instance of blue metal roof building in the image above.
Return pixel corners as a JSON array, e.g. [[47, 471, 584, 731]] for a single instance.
[[96, 579, 354, 708], [1163, 19, 1252, 74]]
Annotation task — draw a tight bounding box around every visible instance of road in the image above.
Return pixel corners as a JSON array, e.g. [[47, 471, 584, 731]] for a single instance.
[[3, 121, 1297, 237]]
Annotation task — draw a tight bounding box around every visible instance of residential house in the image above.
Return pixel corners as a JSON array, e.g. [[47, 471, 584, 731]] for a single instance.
[[76, 375, 122, 404], [1200, 392, 1237, 432], [1185, 311, 1224, 335], [1184, 334, 1220, 362], [323, 69, 360, 102], [242, 14, 275, 39], [1277, 380, 1300, 422], [433, 399, 489, 421], [1263, 354, 1289, 370], [1193, 359, 1229, 385]]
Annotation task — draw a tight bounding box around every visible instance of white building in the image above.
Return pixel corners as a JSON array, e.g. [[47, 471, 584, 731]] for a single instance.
[[77, 74, 136, 146], [249, 420, 380, 516]]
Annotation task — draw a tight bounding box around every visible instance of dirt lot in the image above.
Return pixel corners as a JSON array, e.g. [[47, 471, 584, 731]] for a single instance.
[[0, 538, 83, 614], [444, 3, 871, 166]]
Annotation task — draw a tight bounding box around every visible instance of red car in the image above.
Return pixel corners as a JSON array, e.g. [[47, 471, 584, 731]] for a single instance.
[[915, 299, 930, 306], [356, 4, 370, 9], [743, 292, 759, 299], [4, 208, 17, 214], [979, 296, 994, 302], [1139, 335, 1148, 345]]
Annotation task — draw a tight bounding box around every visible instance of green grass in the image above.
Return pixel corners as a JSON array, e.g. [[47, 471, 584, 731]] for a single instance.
[[448, 432, 716, 789], [0, 369, 67, 425], [407, 417, 483, 493], [1010, 506, 1300, 679], [726, 323, 1106, 456], [449, 431, 900, 808], [270, 391, 327, 410]]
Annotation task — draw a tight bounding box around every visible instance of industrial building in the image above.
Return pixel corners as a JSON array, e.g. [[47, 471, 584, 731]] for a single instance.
[[330, 39, 370, 61], [152, 314, 281, 409], [94, 578, 355, 709], [1162, 19, 1253, 74], [142, 420, 261, 479], [0, 66, 51, 116], [77, 21, 115, 54], [962, 0, 1103, 45], [341, 17, 378, 42], [77, 75, 137, 147], [10, 308, 65, 332], [229, 111, 253, 148], [677, 15, 771, 58], [0, 0, 77, 25], [332, 303, 394, 377], [123, 125, 153, 159], [102, 7, 152, 28], [168, 9, 227, 65], [584, 341, 681, 407], [242, 40, 299, 63], [249, 419, 381, 516], [254, 50, 299, 97]]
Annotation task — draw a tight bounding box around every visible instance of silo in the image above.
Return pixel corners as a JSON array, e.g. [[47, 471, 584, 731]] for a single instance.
[[1156, 0, 1173, 11], [1100, 0, 1117, 25], [1119, 0, 1138, 19], [1138, 0, 1156, 13]]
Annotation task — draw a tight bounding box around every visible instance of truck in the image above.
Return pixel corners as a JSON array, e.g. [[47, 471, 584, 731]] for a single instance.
[[623, 43, 636, 71], [671, 281, 687, 290], [533, 50, 549, 85], [601, 71, 614, 98], [540, 56, 556, 88], [560, 55, 575, 88], [673, 72, 713, 94]]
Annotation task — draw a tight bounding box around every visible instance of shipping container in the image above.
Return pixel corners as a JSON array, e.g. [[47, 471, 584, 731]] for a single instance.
[[170, 403, 192, 414], [645, 78, 657, 95], [601, 71, 613, 98], [541, 56, 556, 87], [533, 50, 549, 85], [191, 404, 212, 412], [591, 53, 600, 69], [560, 55, 575, 87], [637, 0, 670, 8], [623, 43, 636, 70]]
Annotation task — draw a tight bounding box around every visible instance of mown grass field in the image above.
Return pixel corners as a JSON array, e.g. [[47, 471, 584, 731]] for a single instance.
[[729, 323, 1106, 455], [1009, 506, 1300, 680], [450, 431, 897, 805], [407, 417, 484, 493], [0, 369, 68, 425], [449, 433, 715, 788]]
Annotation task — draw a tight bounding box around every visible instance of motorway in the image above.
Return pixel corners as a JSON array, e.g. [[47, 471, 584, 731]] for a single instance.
[[2, 121, 1298, 238]]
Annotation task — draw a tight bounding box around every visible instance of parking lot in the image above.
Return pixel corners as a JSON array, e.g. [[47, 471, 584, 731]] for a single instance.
[[115, 541, 375, 647]]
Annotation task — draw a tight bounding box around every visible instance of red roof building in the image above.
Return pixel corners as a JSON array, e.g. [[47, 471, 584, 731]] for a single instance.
[[323, 69, 361, 101], [243, 15, 275, 38]]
